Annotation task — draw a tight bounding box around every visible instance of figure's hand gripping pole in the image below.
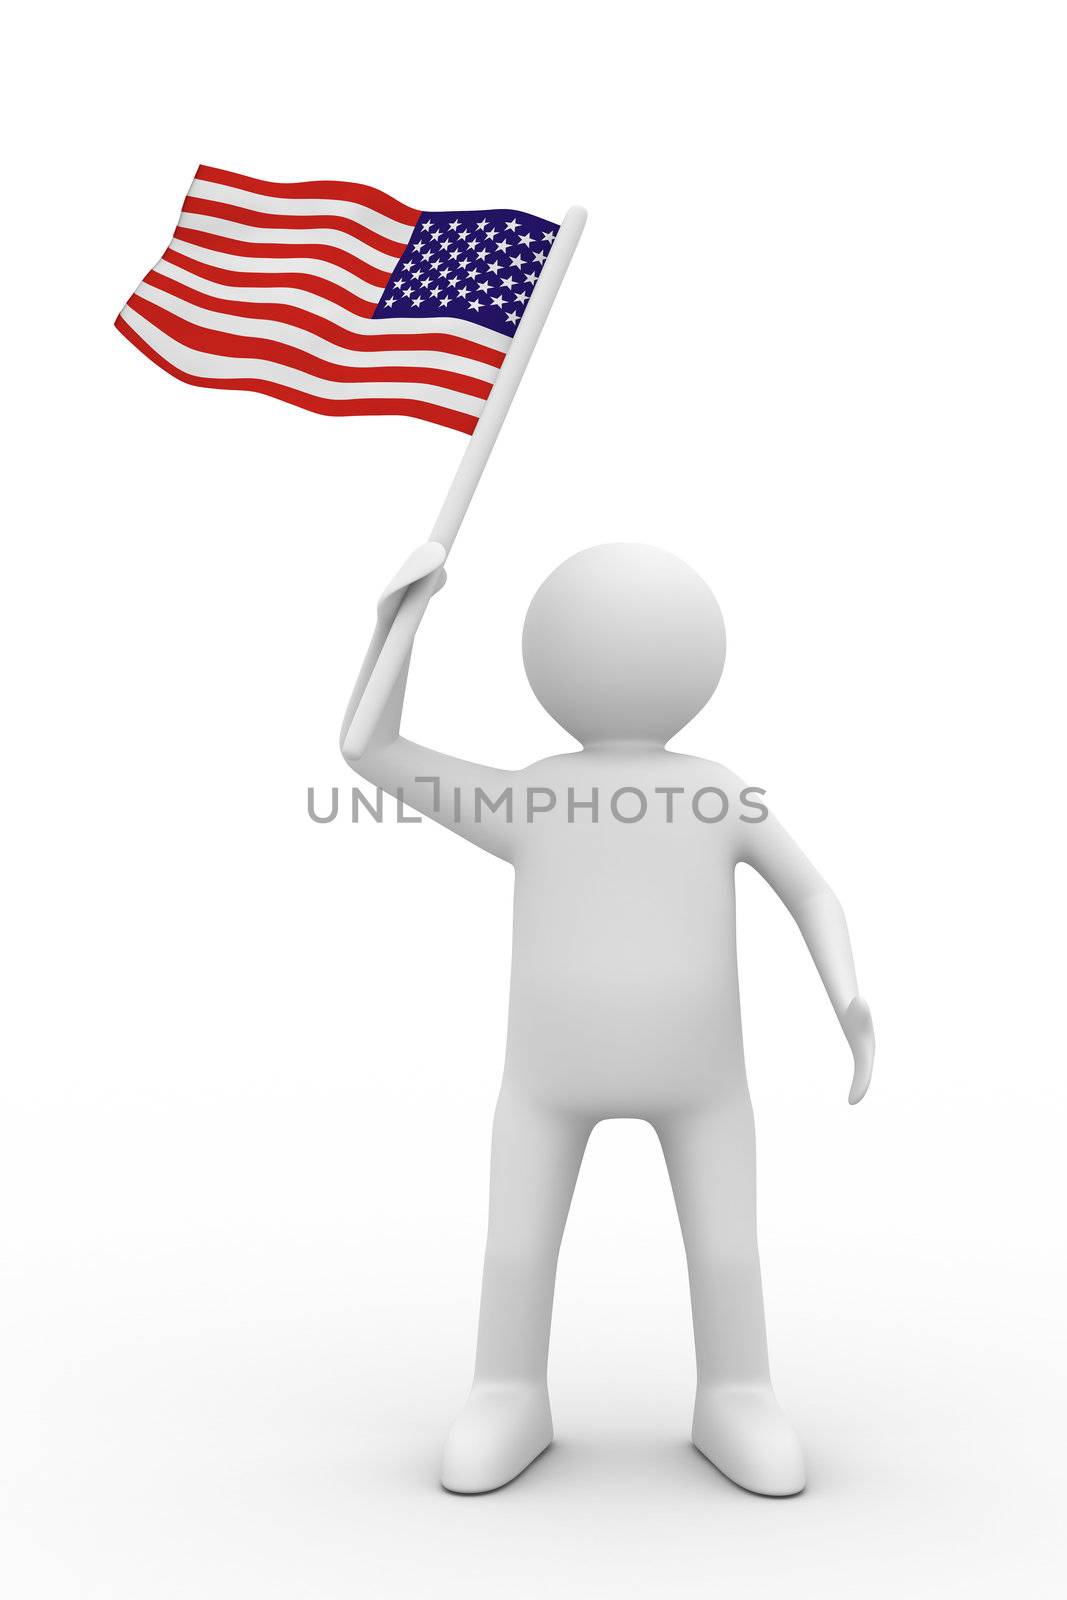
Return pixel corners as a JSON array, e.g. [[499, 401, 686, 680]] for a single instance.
[[342, 205, 587, 759]]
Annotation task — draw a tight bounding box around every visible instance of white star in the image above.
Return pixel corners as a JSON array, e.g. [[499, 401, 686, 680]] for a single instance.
[[448, 218, 460, 230], [402, 285, 413, 297], [518, 232, 533, 247], [420, 219, 433, 232], [475, 247, 489, 261], [485, 227, 496, 240], [384, 295, 395, 307], [487, 258, 502, 274], [542, 230, 556, 243], [440, 295, 451, 306], [510, 255, 525, 268], [501, 276, 516, 289], [477, 218, 489, 230], [533, 249, 547, 264], [448, 275, 459, 287], [430, 285, 440, 298], [412, 295, 423, 307], [477, 279, 490, 293], [514, 290, 528, 304], [469, 298, 483, 312], [505, 310, 519, 324], [457, 285, 469, 298], [491, 294, 504, 308], [504, 217, 518, 230], [459, 229, 469, 241], [524, 271, 537, 284], [430, 228, 441, 241]]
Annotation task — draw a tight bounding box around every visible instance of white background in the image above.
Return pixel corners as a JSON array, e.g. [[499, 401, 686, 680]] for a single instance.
[[3, 2, 1066, 1595]]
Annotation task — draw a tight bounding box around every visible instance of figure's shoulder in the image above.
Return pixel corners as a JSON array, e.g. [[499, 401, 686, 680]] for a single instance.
[[515, 750, 584, 783], [663, 750, 745, 790], [660, 752, 770, 838]]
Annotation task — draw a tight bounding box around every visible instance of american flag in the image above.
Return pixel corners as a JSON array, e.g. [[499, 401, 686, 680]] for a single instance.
[[116, 165, 561, 437]]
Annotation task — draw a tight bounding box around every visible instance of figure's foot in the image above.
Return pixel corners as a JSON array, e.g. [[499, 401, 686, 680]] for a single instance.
[[692, 1383, 806, 1497], [441, 1381, 553, 1494]]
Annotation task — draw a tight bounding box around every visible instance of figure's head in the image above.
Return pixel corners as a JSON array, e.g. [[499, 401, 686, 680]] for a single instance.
[[522, 543, 726, 746]]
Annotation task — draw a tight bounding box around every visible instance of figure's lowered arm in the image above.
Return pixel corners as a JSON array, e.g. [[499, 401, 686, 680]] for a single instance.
[[740, 811, 875, 1103], [339, 542, 516, 861]]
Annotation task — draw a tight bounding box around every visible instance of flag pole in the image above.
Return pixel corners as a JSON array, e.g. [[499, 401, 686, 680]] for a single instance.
[[342, 204, 587, 758]]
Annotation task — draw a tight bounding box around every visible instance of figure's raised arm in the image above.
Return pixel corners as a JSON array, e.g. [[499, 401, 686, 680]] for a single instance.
[[339, 542, 516, 861], [738, 806, 875, 1103]]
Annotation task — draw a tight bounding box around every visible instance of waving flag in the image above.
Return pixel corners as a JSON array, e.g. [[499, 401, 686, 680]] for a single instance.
[[116, 165, 561, 435]]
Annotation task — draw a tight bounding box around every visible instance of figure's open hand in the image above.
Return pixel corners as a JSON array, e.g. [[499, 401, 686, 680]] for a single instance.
[[841, 996, 875, 1104], [377, 541, 447, 628]]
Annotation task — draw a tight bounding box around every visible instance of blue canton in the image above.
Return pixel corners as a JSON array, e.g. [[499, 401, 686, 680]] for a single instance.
[[374, 207, 560, 338]]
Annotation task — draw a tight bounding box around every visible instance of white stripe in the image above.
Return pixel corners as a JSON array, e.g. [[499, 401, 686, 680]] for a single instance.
[[177, 210, 398, 278], [188, 177, 416, 249], [151, 254, 511, 355], [120, 307, 485, 418], [135, 279, 498, 384], [168, 235, 385, 305]]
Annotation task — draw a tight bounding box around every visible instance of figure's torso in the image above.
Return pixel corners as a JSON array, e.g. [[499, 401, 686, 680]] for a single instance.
[[503, 751, 753, 1108]]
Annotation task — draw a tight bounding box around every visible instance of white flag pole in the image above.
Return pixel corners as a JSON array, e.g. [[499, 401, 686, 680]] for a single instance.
[[342, 204, 587, 758]]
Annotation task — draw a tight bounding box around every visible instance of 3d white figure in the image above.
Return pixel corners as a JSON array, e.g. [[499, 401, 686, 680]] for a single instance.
[[341, 540, 874, 1496]]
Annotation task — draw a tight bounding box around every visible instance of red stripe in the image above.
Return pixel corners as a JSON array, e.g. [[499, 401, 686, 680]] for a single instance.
[[183, 195, 406, 264], [126, 295, 493, 401], [143, 269, 505, 369], [115, 315, 475, 434], [195, 164, 421, 228], [174, 225, 390, 290], [163, 245, 378, 320]]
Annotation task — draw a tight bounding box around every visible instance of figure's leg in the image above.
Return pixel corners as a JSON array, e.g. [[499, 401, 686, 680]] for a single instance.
[[657, 1093, 805, 1496], [441, 1086, 591, 1494]]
